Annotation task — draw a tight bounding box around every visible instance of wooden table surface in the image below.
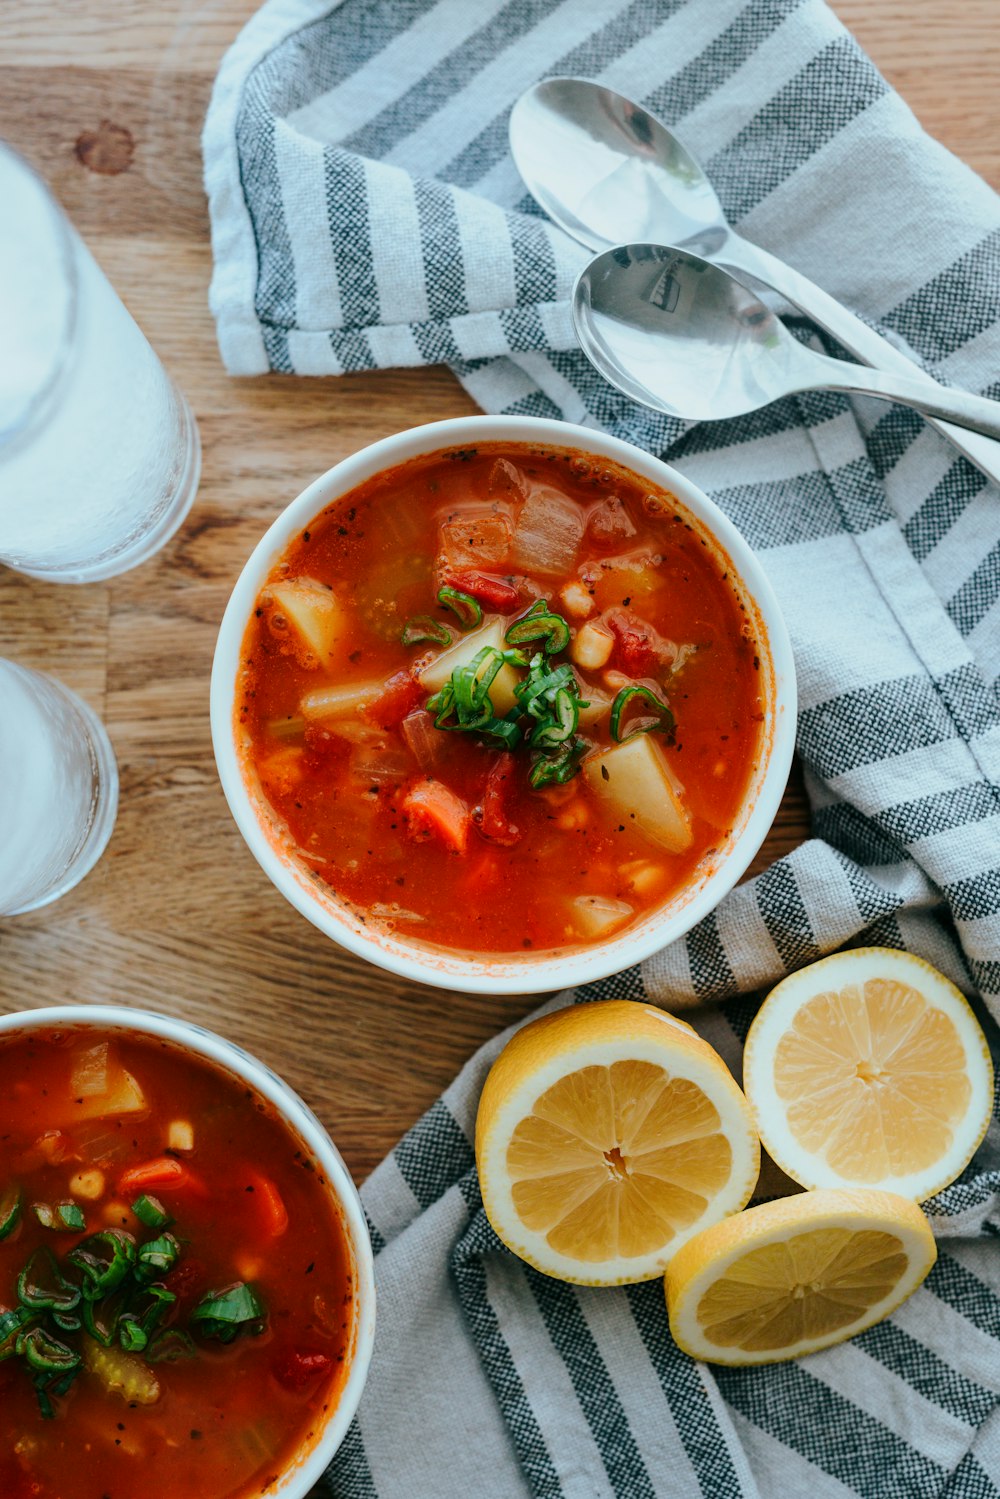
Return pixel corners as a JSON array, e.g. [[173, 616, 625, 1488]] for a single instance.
[[1, 0, 996, 1183]]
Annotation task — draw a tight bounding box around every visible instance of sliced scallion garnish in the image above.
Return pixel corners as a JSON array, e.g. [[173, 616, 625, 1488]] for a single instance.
[[117, 1315, 148, 1354], [0, 1184, 21, 1241], [505, 602, 570, 654], [401, 615, 452, 647], [437, 586, 482, 630], [609, 685, 676, 744], [0, 1306, 39, 1361], [191, 1282, 267, 1345], [17, 1247, 81, 1313], [135, 1232, 180, 1283], [529, 737, 587, 788], [131, 1194, 171, 1231], [81, 1283, 132, 1347], [68, 1230, 136, 1300], [530, 687, 579, 747], [16, 1326, 81, 1375]]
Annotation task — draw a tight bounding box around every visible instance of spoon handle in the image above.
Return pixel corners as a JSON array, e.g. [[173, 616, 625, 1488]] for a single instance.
[[812, 353, 1000, 442], [732, 237, 1000, 486]]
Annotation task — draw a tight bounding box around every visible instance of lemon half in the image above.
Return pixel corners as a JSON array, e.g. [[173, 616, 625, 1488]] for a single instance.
[[476, 1001, 760, 1285], [744, 948, 993, 1201], [666, 1187, 937, 1365]]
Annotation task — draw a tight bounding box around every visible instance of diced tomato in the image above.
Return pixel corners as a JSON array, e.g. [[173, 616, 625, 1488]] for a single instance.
[[364, 670, 424, 731], [402, 778, 470, 853], [272, 1348, 335, 1392], [118, 1156, 208, 1197], [606, 608, 668, 677], [478, 753, 521, 846], [163, 1256, 207, 1318], [244, 1169, 289, 1237], [445, 571, 520, 613]]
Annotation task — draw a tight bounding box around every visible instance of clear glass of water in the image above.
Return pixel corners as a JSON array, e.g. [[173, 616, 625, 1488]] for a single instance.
[[0, 660, 119, 914], [0, 142, 200, 582]]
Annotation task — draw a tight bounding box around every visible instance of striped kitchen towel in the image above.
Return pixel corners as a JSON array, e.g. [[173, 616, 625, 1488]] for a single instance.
[[203, 1, 1000, 1494]]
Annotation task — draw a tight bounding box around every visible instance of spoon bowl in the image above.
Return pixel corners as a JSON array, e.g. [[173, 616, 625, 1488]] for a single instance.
[[510, 77, 725, 255], [574, 245, 1000, 441]]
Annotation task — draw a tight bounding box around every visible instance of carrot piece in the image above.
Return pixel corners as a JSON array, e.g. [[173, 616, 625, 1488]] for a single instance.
[[245, 1170, 289, 1237], [118, 1156, 207, 1197], [402, 778, 470, 853]]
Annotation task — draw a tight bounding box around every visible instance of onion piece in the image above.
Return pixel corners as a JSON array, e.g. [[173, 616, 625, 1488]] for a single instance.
[[72, 1043, 110, 1098], [512, 487, 584, 576], [570, 895, 634, 939]]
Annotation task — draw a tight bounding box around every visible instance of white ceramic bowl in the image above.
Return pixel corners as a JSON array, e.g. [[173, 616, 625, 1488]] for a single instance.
[[212, 415, 796, 995], [0, 1004, 375, 1497]]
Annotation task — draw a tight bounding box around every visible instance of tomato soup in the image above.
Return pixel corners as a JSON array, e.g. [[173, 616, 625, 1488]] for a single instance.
[[0, 1026, 355, 1499], [236, 443, 765, 955]]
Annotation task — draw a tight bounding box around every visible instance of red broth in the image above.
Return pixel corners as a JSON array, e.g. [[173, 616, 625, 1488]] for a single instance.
[[236, 443, 767, 954], [0, 1026, 355, 1499]]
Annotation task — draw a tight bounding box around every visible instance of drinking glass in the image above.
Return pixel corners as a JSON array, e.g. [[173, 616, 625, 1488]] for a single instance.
[[0, 142, 200, 582], [0, 660, 119, 914]]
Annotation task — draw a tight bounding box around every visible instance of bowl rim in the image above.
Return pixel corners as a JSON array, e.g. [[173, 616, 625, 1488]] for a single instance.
[[211, 414, 796, 995], [0, 1004, 375, 1497]]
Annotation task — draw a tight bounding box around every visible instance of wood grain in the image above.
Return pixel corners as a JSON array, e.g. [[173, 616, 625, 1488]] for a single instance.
[[0, 0, 995, 1181]]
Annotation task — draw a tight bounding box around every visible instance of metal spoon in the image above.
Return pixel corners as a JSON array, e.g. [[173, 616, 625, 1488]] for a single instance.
[[574, 246, 1000, 439], [511, 78, 1000, 481]]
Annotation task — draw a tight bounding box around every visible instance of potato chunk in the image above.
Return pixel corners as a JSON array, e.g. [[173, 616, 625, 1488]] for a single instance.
[[418, 618, 520, 715], [583, 735, 692, 853], [264, 578, 343, 669]]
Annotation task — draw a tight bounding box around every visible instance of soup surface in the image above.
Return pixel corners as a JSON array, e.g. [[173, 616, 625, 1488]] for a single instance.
[[237, 443, 766, 954], [0, 1026, 354, 1499]]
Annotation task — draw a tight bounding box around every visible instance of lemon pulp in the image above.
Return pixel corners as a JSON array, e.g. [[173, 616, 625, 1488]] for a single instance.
[[507, 1060, 733, 1261], [695, 1226, 907, 1350], [773, 976, 971, 1182]]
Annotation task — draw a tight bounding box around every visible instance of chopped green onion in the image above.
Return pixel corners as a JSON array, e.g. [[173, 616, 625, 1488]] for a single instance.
[[135, 1233, 180, 1283], [134, 1283, 177, 1336], [17, 1247, 81, 1313], [0, 1184, 21, 1241], [530, 687, 579, 747], [50, 1310, 82, 1334], [401, 615, 452, 647], [16, 1326, 81, 1375], [147, 1328, 196, 1363], [529, 737, 587, 789], [437, 586, 482, 630], [68, 1230, 136, 1300], [505, 603, 570, 654], [81, 1283, 133, 1347], [131, 1195, 171, 1230], [33, 1199, 88, 1231], [118, 1315, 148, 1354], [191, 1282, 267, 1345], [609, 685, 676, 744], [0, 1306, 39, 1361]]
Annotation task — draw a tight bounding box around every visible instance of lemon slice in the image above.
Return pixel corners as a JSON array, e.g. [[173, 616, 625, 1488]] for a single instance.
[[475, 1001, 760, 1285], [744, 948, 993, 1201], [665, 1187, 937, 1364]]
